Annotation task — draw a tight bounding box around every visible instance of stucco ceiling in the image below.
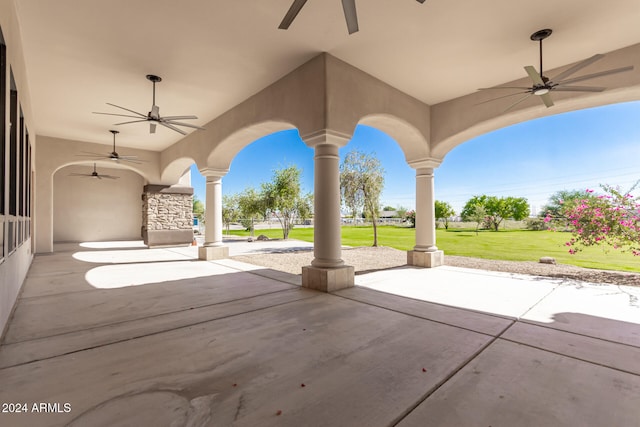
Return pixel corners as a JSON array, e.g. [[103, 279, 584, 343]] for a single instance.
[[14, 0, 640, 151]]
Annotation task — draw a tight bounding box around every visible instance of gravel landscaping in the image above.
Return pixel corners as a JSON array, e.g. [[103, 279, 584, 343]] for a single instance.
[[232, 245, 640, 287]]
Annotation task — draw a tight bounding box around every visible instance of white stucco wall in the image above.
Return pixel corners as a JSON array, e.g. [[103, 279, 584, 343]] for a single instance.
[[0, 0, 36, 341], [53, 165, 143, 242]]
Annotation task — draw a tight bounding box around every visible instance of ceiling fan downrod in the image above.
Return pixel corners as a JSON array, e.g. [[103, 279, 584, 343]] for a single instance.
[[110, 129, 119, 158], [530, 29, 552, 82]]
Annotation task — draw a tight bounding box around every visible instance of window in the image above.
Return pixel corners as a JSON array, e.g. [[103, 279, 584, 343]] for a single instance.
[[8, 70, 17, 252], [0, 27, 5, 257], [19, 109, 24, 243], [26, 133, 31, 238], [9, 71, 17, 217]]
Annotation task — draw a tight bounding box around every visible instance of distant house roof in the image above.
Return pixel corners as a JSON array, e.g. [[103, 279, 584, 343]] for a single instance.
[[379, 211, 398, 218]]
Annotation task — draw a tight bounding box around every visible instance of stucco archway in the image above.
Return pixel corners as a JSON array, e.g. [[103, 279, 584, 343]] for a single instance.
[[52, 162, 145, 242], [161, 156, 198, 185], [358, 114, 431, 165], [205, 121, 298, 171]]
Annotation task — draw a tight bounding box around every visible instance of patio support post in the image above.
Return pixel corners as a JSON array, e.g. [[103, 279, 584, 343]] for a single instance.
[[408, 160, 444, 267], [198, 168, 229, 260], [301, 130, 354, 292]]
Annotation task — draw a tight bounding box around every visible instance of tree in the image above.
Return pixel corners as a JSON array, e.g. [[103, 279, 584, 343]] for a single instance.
[[505, 196, 530, 222], [461, 195, 530, 231], [340, 150, 385, 246], [461, 195, 488, 221], [222, 194, 239, 235], [382, 206, 395, 211], [434, 200, 455, 230], [469, 204, 486, 235], [395, 206, 408, 221], [237, 187, 266, 235], [539, 189, 595, 227], [192, 196, 205, 221], [262, 165, 312, 239], [549, 184, 640, 255]]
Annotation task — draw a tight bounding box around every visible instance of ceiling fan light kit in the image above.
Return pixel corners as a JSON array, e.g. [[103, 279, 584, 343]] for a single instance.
[[478, 28, 634, 113]]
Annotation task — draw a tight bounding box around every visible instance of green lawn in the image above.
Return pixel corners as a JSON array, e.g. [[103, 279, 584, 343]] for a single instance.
[[226, 225, 640, 273]]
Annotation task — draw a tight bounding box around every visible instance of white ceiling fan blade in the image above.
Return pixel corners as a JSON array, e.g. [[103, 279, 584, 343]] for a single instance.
[[114, 119, 149, 125], [553, 85, 606, 92], [118, 155, 145, 164], [502, 93, 533, 113], [478, 86, 531, 91], [161, 115, 198, 120], [159, 121, 187, 135], [100, 175, 120, 180], [77, 151, 107, 157], [150, 122, 157, 134], [551, 54, 605, 82], [540, 93, 554, 108], [116, 157, 144, 164], [105, 103, 146, 117], [475, 91, 530, 105], [342, 0, 359, 34], [557, 65, 634, 86], [69, 173, 91, 177], [163, 120, 206, 130], [279, 0, 308, 29], [524, 66, 545, 86], [93, 112, 144, 119]]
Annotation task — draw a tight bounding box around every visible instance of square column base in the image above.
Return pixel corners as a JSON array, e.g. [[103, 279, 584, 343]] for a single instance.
[[407, 250, 444, 268], [198, 246, 229, 260], [302, 265, 355, 292]]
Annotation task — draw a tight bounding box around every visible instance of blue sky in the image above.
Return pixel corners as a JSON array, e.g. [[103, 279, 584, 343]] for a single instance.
[[191, 100, 640, 215]]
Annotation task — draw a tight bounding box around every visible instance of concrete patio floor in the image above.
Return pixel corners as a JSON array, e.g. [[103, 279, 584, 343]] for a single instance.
[[0, 240, 639, 426]]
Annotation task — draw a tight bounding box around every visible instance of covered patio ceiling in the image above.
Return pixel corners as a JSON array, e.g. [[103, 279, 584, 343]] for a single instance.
[[14, 0, 640, 150]]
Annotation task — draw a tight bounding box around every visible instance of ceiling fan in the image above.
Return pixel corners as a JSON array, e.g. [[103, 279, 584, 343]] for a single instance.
[[93, 75, 205, 136], [77, 130, 143, 164], [279, 0, 426, 34], [69, 163, 120, 180], [478, 29, 634, 112]]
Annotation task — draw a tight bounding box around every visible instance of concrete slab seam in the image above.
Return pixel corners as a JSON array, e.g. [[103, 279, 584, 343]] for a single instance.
[[2, 287, 313, 347], [518, 319, 640, 350], [497, 336, 640, 378], [334, 289, 512, 338], [0, 291, 323, 370], [391, 322, 518, 427], [209, 259, 302, 286], [344, 285, 516, 320], [518, 284, 562, 319]]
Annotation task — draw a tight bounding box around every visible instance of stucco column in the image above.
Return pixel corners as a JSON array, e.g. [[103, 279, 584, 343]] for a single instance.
[[414, 167, 437, 252], [408, 159, 444, 268], [301, 130, 354, 292], [198, 168, 229, 260]]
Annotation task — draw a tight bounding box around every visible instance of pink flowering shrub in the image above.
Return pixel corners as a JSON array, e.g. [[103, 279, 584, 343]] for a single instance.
[[405, 210, 416, 228], [546, 184, 640, 255]]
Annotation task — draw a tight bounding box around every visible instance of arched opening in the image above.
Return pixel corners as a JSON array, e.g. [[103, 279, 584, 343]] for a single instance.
[[207, 128, 314, 240], [436, 101, 640, 216], [53, 162, 145, 242], [425, 100, 640, 271], [205, 121, 297, 170], [340, 124, 416, 225]]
